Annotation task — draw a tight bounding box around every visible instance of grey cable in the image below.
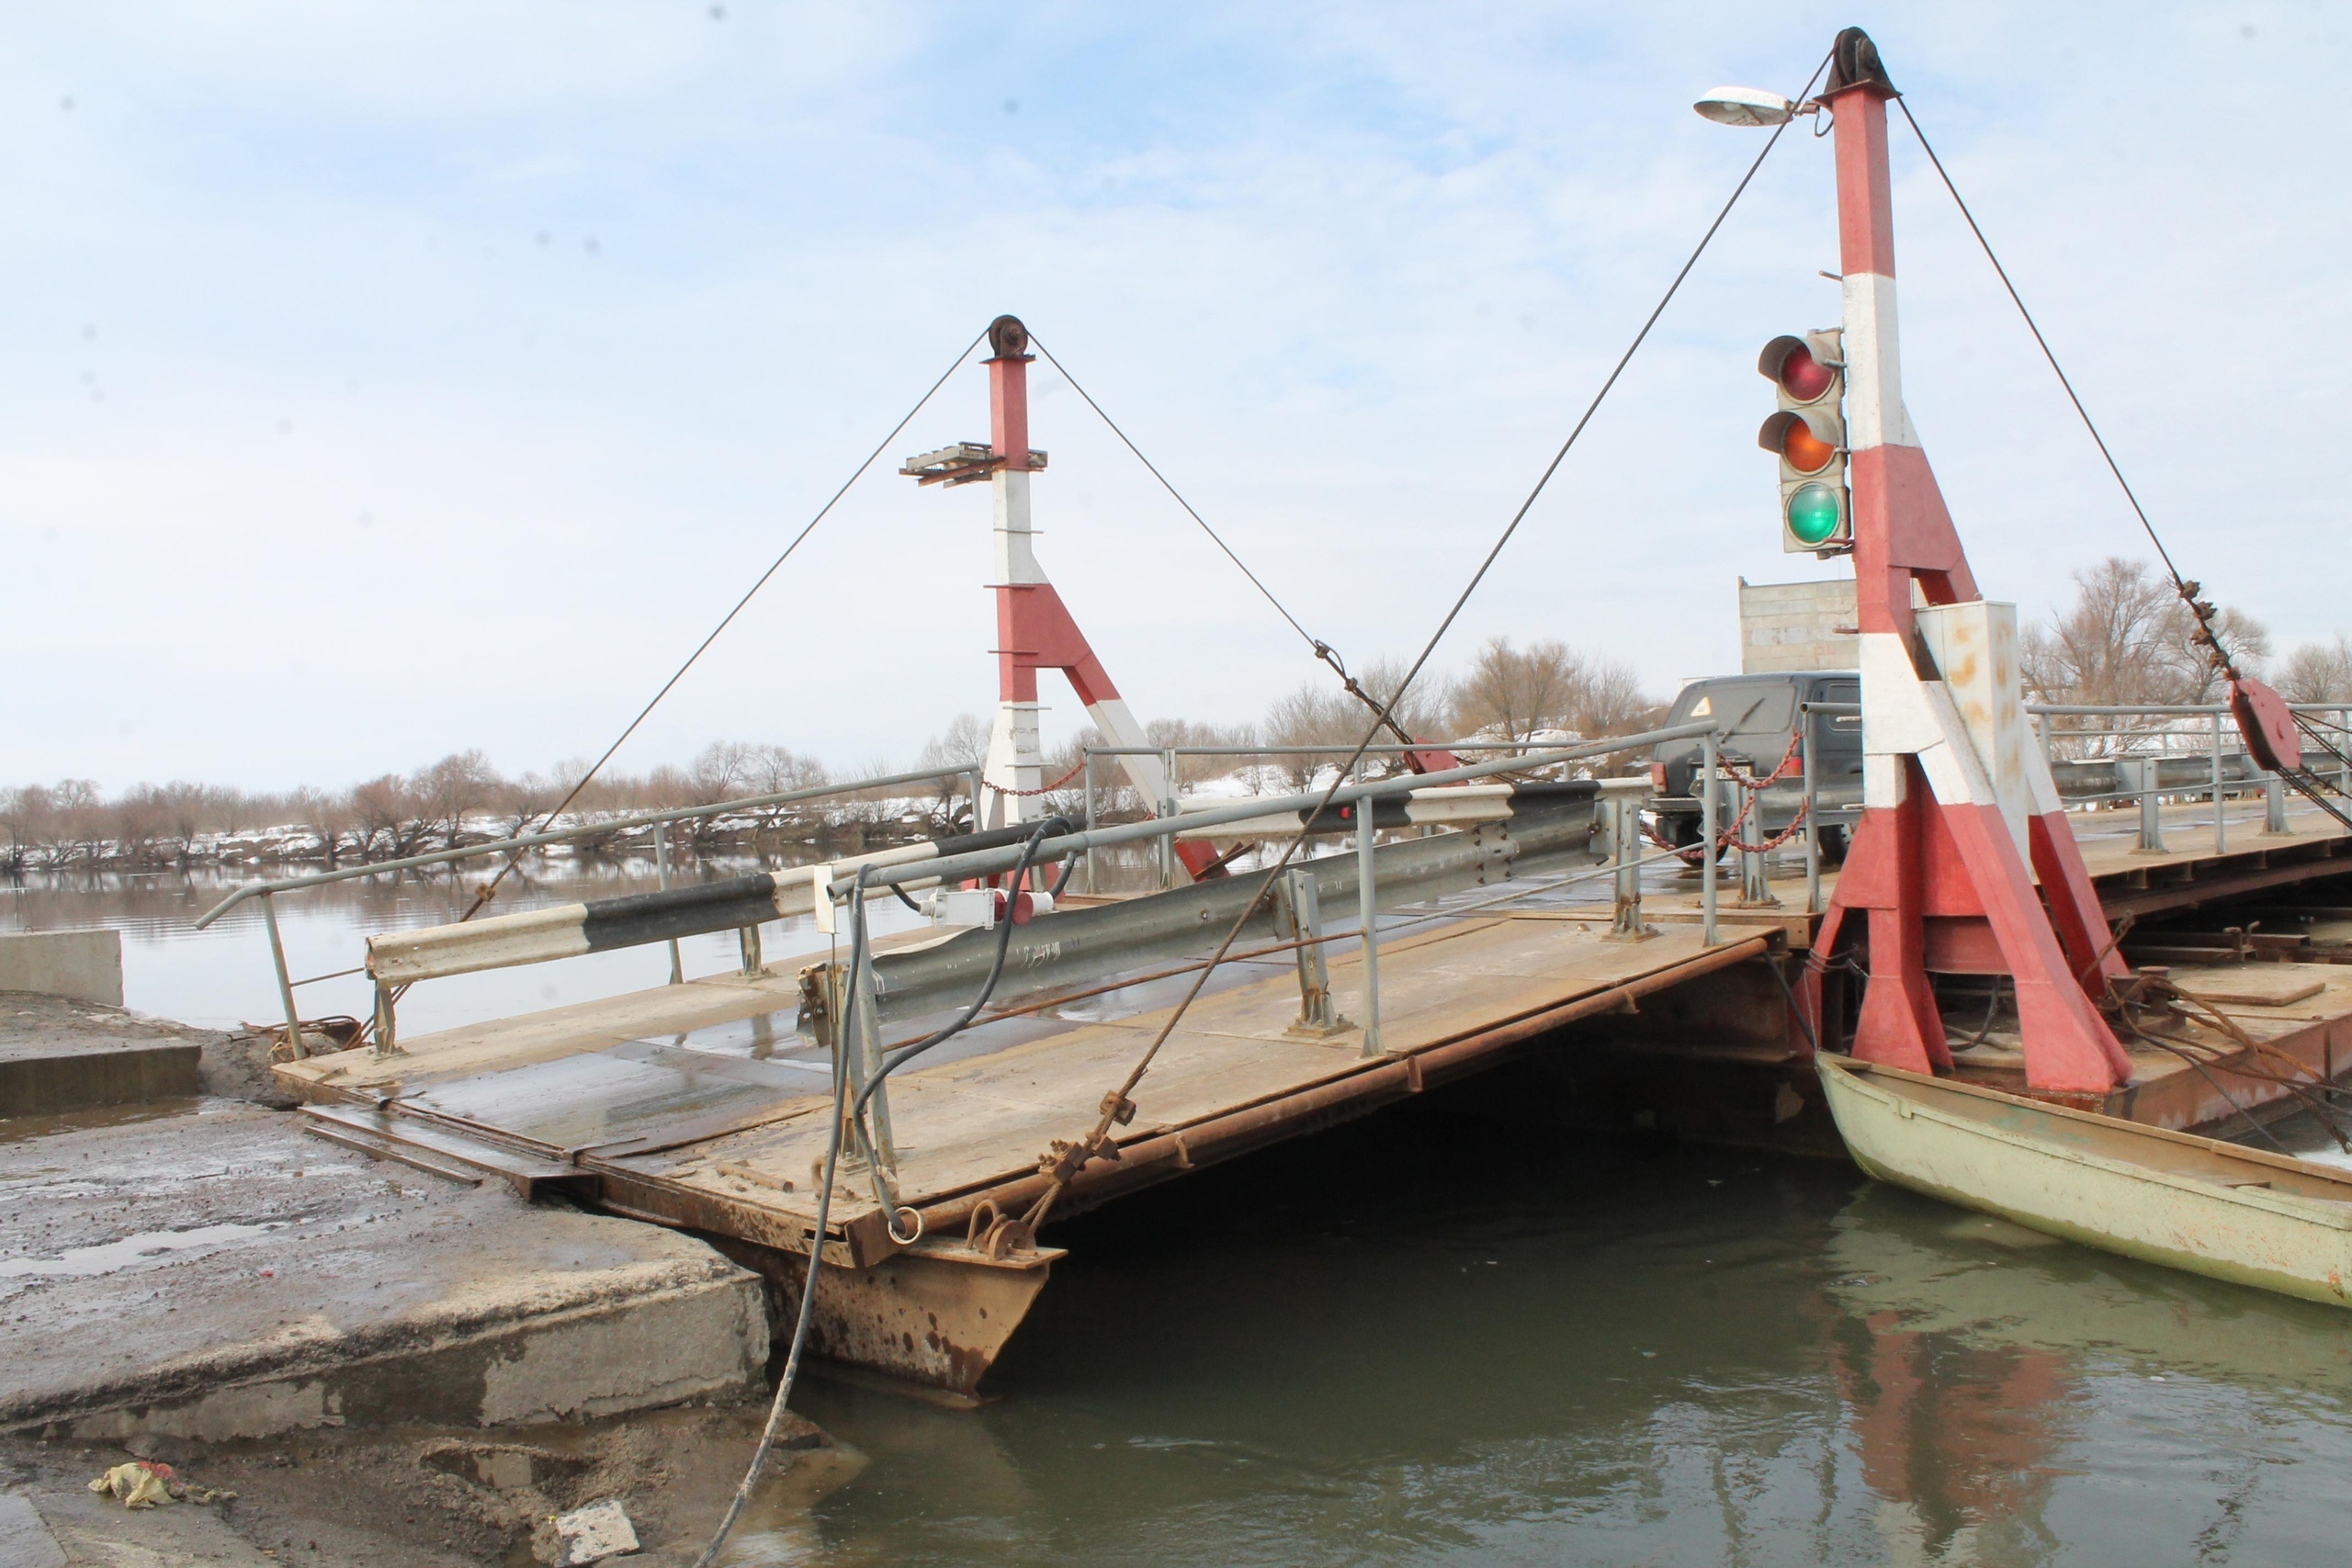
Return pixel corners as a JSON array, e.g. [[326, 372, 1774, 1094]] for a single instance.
[[1028, 334, 1322, 653], [1015, 45, 1838, 1235], [689, 886, 864, 1568]]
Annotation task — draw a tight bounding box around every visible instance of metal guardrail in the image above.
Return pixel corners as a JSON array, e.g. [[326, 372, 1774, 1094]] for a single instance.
[[193, 761, 991, 1059], [1072, 737, 1602, 893], [273, 722, 1723, 1068], [2026, 702, 2352, 858]]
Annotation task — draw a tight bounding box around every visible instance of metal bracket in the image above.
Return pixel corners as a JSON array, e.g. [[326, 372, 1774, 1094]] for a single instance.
[[1272, 866, 1353, 1039], [1602, 796, 1656, 942]]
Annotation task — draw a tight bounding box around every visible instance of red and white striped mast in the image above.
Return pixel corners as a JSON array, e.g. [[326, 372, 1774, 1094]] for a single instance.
[[904, 315, 1222, 880], [1740, 30, 2136, 1093]]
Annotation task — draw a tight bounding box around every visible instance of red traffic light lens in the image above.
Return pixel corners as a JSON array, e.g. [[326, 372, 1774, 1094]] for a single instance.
[[1777, 344, 1835, 400], [1779, 419, 1837, 473]]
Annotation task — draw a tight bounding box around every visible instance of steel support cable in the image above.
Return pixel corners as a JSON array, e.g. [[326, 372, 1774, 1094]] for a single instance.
[[1008, 48, 1838, 1241], [1896, 100, 2352, 835], [861, 838, 1704, 1054], [691, 818, 1062, 1568], [1029, 334, 1322, 652], [427, 325, 992, 938], [690, 887, 864, 1568], [1028, 334, 1419, 753], [702, 59, 1828, 1552]]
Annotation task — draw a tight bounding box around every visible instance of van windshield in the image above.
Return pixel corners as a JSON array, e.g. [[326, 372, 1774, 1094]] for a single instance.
[[1669, 682, 1794, 738]]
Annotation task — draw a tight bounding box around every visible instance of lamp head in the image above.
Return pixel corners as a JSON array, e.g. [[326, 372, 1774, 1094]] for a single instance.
[[1692, 85, 1796, 127]]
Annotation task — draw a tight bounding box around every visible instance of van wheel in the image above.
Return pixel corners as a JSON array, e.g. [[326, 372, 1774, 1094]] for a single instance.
[[1817, 824, 1849, 864]]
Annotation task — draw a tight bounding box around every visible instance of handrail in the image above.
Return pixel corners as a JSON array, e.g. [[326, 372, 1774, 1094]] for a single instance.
[[2030, 701, 2352, 716], [832, 722, 1719, 897], [191, 762, 982, 929], [1080, 738, 1627, 757]]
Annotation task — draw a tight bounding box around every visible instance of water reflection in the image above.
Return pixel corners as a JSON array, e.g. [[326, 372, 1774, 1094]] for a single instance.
[[764, 1095, 2352, 1567], [0, 852, 927, 1039]]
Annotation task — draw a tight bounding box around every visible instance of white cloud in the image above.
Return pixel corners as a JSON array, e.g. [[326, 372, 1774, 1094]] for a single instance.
[[1, 2, 2345, 789]]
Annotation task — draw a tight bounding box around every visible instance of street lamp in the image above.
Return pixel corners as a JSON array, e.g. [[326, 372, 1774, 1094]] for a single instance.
[[1691, 85, 1801, 127]]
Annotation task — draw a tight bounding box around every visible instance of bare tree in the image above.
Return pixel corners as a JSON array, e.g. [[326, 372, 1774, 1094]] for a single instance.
[[2021, 557, 2269, 708], [2021, 557, 2271, 755], [1453, 637, 1582, 741], [2280, 636, 2352, 704], [1263, 682, 1360, 787], [0, 784, 51, 871], [413, 750, 501, 850], [350, 774, 430, 862], [917, 715, 990, 826], [743, 744, 830, 835]]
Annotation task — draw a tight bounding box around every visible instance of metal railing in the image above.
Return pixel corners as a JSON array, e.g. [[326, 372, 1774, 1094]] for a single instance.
[[1071, 737, 1625, 894], [2027, 702, 2352, 857], [1657, 698, 2352, 918], [191, 761, 991, 1056], [234, 722, 1723, 1077]]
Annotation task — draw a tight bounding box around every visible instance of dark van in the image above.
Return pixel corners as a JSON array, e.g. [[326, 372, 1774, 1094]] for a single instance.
[[1650, 671, 1860, 860]]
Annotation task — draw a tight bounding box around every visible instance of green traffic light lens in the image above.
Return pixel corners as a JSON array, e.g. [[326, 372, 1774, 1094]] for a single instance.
[[1787, 482, 1841, 547]]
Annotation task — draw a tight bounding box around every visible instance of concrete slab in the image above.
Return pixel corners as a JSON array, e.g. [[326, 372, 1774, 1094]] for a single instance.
[[1, 1101, 769, 1439], [0, 995, 208, 1118], [0, 932, 121, 1009], [0, 1494, 67, 1568], [17, 1484, 273, 1566]]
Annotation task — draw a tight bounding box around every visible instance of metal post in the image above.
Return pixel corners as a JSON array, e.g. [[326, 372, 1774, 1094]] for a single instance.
[[2132, 756, 2165, 854], [260, 892, 306, 1059], [1158, 747, 1179, 890], [968, 765, 985, 834], [1276, 866, 1347, 1037], [1738, 776, 1776, 908], [2340, 708, 2351, 797], [1081, 750, 1097, 896], [1356, 798, 1383, 1055], [2211, 709, 2227, 855], [1607, 795, 1651, 942], [739, 923, 764, 976], [1801, 706, 1822, 917], [1700, 732, 1720, 947], [372, 981, 398, 1058], [2265, 769, 2290, 835], [654, 821, 684, 985]]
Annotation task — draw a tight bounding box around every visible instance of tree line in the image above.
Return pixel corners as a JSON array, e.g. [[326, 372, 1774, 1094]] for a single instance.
[[10, 558, 2345, 874]]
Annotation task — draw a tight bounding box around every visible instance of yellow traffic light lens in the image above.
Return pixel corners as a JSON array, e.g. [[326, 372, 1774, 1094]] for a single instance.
[[1778, 344, 1835, 400], [1787, 483, 1841, 547], [1779, 420, 1837, 474]]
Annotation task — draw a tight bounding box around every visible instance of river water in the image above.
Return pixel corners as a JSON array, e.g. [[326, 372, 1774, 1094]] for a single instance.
[[11, 870, 2352, 1565]]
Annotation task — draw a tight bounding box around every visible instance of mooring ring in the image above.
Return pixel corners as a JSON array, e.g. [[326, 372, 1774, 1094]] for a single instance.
[[888, 1206, 925, 1246]]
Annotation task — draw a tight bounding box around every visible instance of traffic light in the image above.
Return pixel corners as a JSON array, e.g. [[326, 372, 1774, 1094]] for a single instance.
[[1757, 329, 1849, 555]]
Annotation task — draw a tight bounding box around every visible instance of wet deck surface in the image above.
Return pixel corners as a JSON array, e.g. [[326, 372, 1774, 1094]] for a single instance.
[[268, 797, 2352, 1246], [276, 857, 1767, 1243]]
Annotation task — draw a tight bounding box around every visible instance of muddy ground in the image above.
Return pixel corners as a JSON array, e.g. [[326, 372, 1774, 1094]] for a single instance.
[[1, 1403, 851, 1565], [2, 994, 854, 1564]]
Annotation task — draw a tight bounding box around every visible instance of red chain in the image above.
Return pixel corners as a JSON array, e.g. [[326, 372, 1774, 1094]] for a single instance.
[[992, 759, 1091, 798], [1642, 730, 1812, 861]]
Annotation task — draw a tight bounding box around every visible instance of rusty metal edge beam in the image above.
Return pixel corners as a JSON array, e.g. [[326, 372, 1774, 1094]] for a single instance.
[[2099, 847, 2351, 919], [908, 934, 1778, 1235], [575, 936, 1776, 1264]]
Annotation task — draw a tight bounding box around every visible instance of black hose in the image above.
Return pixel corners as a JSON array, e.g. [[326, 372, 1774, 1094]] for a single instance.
[[693, 818, 1064, 1566], [857, 815, 1068, 1119]]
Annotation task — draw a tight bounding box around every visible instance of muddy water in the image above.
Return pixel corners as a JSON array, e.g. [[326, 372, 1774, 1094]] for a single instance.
[[16, 874, 2352, 1564], [768, 1100, 2352, 1566], [0, 855, 916, 1040]]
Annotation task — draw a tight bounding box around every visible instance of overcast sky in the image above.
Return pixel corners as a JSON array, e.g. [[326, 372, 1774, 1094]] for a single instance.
[[4, 3, 2343, 793]]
